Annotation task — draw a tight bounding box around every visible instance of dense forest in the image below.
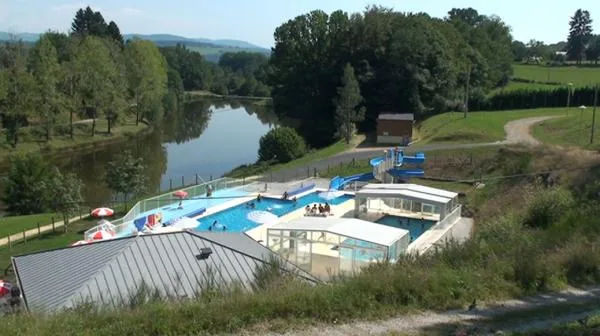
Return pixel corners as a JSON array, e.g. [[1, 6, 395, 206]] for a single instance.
[[0, 6, 271, 149], [268, 7, 515, 146]]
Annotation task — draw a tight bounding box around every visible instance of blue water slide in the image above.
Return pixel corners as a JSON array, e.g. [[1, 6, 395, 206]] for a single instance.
[[329, 172, 375, 190], [402, 152, 426, 165], [369, 157, 385, 167]]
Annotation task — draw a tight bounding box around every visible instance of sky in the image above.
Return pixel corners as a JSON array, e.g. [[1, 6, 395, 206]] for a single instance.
[[1, 0, 599, 48]]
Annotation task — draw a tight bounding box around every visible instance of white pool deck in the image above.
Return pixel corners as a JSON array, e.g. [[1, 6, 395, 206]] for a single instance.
[[137, 178, 471, 257]]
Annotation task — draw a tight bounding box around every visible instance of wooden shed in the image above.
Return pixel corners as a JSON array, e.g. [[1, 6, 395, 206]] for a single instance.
[[376, 113, 414, 145]]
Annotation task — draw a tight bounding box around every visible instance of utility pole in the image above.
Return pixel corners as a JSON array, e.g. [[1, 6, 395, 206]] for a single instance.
[[566, 83, 573, 116], [464, 64, 471, 119], [590, 85, 599, 145]]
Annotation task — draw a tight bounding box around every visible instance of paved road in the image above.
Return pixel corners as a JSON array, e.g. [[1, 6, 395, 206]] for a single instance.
[[264, 116, 560, 182]]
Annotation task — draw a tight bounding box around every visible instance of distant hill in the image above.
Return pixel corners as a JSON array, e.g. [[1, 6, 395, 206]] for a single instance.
[[0, 31, 270, 62]]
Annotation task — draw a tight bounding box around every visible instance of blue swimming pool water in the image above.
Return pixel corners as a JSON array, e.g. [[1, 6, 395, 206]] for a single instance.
[[339, 238, 385, 262], [375, 215, 436, 241], [196, 191, 354, 232]]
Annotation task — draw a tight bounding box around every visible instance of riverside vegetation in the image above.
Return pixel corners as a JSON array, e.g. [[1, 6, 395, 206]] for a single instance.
[[4, 146, 600, 335]]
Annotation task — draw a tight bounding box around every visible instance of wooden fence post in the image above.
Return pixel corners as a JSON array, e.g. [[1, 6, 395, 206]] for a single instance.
[[37, 223, 41, 237], [181, 175, 185, 187], [169, 178, 173, 191], [23, 230, 26, 243], [195, 174, 199, 185], [52, 217, 55, 232], [8, 235, 11, 250]]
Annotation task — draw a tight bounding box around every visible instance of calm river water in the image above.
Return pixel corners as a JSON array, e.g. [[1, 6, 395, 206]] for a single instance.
[[54, 98, 276, 205]]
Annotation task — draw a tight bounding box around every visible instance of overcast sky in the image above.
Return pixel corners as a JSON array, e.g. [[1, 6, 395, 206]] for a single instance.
[[1, 0, 597, 47]]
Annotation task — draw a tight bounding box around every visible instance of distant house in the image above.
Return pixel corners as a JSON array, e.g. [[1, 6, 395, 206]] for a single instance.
[[12, 231, 318, 313], [376, 113, 414, 145]]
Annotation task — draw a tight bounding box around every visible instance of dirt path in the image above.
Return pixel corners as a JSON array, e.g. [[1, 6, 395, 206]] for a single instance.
[[499, 116, 561, 145], [246, 286, 600, 336], [0, 214, 90, 248]]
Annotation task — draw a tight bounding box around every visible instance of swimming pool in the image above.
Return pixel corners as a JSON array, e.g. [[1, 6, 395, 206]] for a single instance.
[[196, 191, 354, 232], [339, 238, 385, 262], [375, 215, 436, 242]]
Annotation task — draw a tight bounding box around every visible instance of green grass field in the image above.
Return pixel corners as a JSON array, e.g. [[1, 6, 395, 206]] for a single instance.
[[513, 64, 600, 86], [532, 107, 600, 150], [0, 213, 58, 237], [417, 108, 567, 144]]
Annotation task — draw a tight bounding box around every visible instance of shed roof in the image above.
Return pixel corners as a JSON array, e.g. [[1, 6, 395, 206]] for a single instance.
[[361, 183, 458, 198], [378, 113, 414, 121], [355, 188, 452, 205], [268, 217, 409, 247], [12, 231, 318, 313]]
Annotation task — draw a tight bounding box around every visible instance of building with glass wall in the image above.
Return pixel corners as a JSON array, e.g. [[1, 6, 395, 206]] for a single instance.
[[354, 184, 459, 221], [267, 217, 410, 279]]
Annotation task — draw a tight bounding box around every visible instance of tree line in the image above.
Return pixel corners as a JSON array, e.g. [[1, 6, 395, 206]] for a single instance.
[[268, 6, 514, 147], [0, 6, 272, 149], [512, 9, 599, 65]]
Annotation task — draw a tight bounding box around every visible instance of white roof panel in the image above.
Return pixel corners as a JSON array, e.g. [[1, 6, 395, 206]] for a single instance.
[[362, 183, 458, 198], [268, 217, 409, 247], [378, 113, 414, 121], [356, 188, 451, 205]]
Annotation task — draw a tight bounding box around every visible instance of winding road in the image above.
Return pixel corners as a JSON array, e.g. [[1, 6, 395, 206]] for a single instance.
[[264, 116, 560, 182]]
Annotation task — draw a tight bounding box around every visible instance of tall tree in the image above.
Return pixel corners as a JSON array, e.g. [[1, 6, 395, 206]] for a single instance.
[[0, 40, 35, 147], [586, 35, 600, 64], [2, 153, 55, 215], [29, 34, 63, 141], [333, 63, 365, 144], [72, 36, 123, 136], [107, 21, 124, 47], [125, 39, 168, 125], [567, 9, 593, 64], [71, 6, 108, 37]]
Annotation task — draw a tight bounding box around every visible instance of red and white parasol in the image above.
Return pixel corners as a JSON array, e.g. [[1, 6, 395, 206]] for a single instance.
[[173, 190, 188, 198], [90, 230, 115, 241], [71, 240, 90, 246], [0, 280, 12, 297], [91, 207, 114, 218]]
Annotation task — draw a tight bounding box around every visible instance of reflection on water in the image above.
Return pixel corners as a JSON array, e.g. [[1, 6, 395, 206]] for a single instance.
[[31, 98, 276, 205]]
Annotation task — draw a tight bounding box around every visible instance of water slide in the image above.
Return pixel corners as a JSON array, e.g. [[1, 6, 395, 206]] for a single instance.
[[329, 148, 425, 190]]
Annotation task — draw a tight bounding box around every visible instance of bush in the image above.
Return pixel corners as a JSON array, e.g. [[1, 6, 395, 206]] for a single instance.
[[258, 127, 307, 163], [523, 187, 575, 229]]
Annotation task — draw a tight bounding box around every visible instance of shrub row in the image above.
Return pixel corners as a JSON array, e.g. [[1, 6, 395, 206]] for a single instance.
[[472, 85, 598, 111]]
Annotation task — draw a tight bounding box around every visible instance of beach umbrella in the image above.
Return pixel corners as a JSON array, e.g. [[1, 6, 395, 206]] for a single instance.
[[173, 190, 188, 198], [0, 280, 12, 297], [91, 207, 114, 218], [90, 230, 116, 241], [71, 240, 90, 246]]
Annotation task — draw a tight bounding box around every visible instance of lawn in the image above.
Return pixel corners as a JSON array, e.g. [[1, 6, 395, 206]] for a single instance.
[[513, 64, 600, 86], [0, 118, 147, 162], [532, 107, 600, 150], [417, 107, 567, 144], [0, 213, 58, 238]]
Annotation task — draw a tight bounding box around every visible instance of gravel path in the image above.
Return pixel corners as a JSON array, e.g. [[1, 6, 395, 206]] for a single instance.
[[245, 286, 600, 336], [264, 116, 559, 182]]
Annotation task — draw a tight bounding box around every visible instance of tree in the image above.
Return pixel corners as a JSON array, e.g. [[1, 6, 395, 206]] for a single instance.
[[29, 34, 63, 141], [125, 39, 168, 125], [2, 153, 55, 215], [71, 6, 108, 37], [72, 36, 123, 136], [258, 127, 307, 163], [107, 21, 124, 47], [567, 9, 593, 64], [511, 41, 527, 61], [0, 40, 35, 147], [48, 168, 84, 231], [104, 150, 147, 206], [586, 35, 600, 64], [333, 63, 365, 144]]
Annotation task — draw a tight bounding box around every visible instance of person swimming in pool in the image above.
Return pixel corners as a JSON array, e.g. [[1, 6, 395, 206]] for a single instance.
[[257, 194, 263, 202]]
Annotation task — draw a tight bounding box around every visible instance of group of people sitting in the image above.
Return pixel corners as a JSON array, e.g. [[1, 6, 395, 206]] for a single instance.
[[208, 220, 227, 231], [304, 203, 331, 217]]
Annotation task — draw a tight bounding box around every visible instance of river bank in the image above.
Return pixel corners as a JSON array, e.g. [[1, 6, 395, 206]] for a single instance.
[[0, 119, 149, 164]]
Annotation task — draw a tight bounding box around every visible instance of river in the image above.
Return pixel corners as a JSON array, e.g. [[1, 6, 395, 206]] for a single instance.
[[55, 98, 277, 205]]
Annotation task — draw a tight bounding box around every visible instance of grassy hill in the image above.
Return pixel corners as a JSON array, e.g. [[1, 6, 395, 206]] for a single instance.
[[513, 64, 600, 87]]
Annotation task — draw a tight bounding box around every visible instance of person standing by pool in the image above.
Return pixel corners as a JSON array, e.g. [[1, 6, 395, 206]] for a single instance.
[[257, 194, 263, 202], [207, 185, 213, 197]]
